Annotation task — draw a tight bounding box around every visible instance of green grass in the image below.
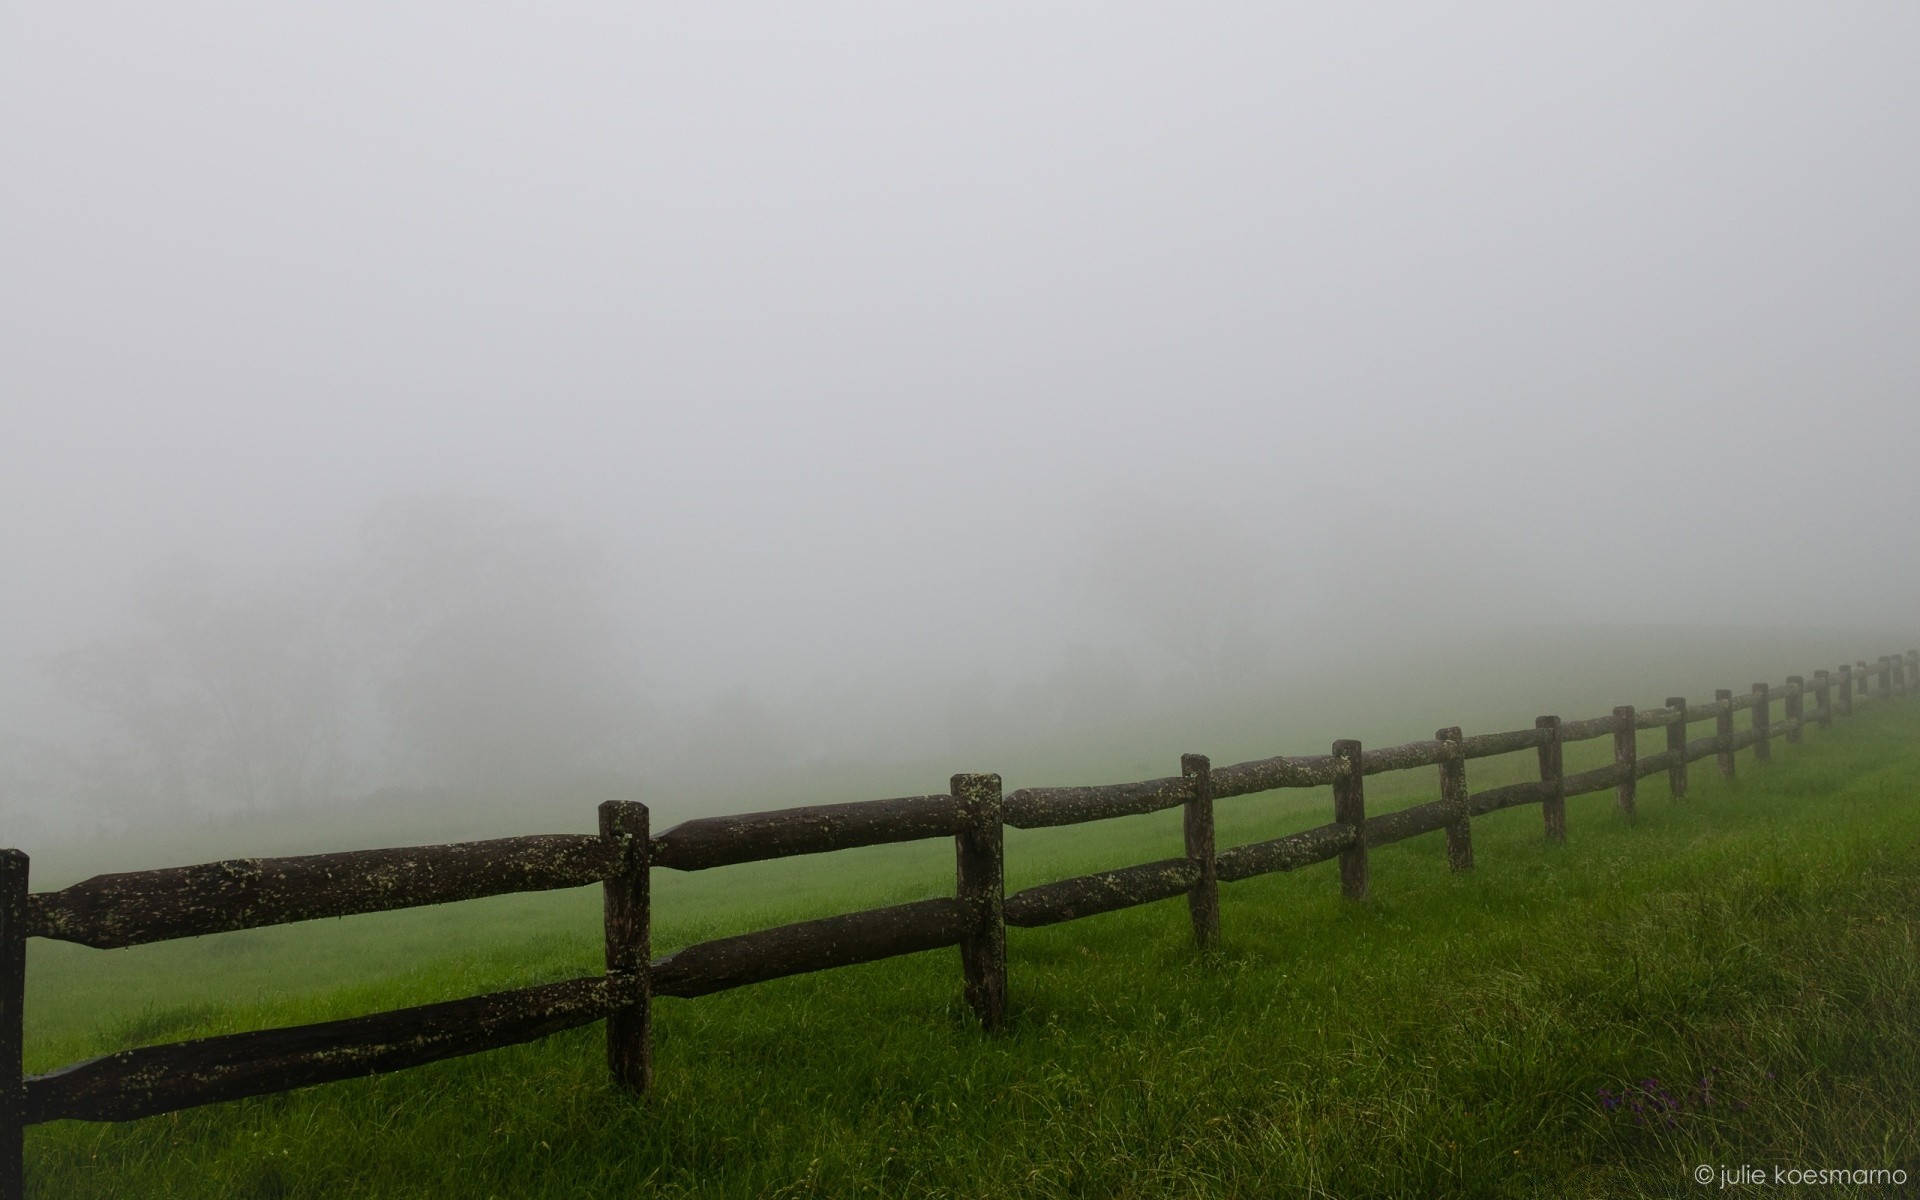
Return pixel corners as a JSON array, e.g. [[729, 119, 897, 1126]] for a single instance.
[[22, 701, 1920, 1197]]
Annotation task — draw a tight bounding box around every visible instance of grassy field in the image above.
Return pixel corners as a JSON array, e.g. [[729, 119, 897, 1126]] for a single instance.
[[20, 687, 1920, 1197]]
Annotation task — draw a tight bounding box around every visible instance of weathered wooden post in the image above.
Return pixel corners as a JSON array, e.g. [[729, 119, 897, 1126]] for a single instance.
[[1332, 740, 1368, 901], [1751, 683, 1771, 762], [1536, 716, 1566, 843], [1784, 676, 1804, 744], [1857, 660, 1871, 697], [1612, 706, 1637, 818], [1715, 689, 1736, 778], [0, 850, 26, 1200], [1665, 696, 1688, 797], [1838, 665, 1854, 716], [1437, 727, 1471, 871], [1879, 657, 1894, 701], [599, 801, 651, 1094], [953, 772, 1007, 1029], [1814, 671, 1832, 730], [1181, 753, 1219, 949]]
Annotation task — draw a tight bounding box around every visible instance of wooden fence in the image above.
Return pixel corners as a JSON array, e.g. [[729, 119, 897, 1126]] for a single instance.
[[3, 648, 1917, 1195]]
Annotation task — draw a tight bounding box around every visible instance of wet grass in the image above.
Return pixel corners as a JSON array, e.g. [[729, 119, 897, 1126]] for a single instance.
[[20, 701, 1920, 1197]]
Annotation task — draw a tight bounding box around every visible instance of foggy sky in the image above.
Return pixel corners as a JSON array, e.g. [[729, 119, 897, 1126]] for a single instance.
[[5, 4, 1919, 832]]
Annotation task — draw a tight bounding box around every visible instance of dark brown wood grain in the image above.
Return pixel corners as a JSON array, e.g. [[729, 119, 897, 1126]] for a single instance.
[[651, 794, 961, 870], [953, 773, 1006, 1030], [1537, 716, 1566, 843], [1467, 780, 1555, 817], [1003, 859, 1200, 928], [25, 975, 620, 1125], [1362, 798, 1457, 849], [1716, 689, 1737, 778], [1613, 706, 1637, 819], [1214, 822, 1356, 883], [1664, 697, 1689, 798], [647, 899, 968, 999], [1556, 714, 1619, 744], [1181, 754, 1219, 949], [0, 851, 25, 1200], [28, 836, 621, 950], [1457, 727, 1549, 759], [1563, 761, 1630, 797], [1332, 740, 1367, 901], [1632, 706, 1682, 730], [599, 801, 649, 1095], [1438, 727, 1471, 872], [1208, 754, 1344, 799], [1001, 777, 1191, 830], [1632, 748, 1682, 779], [1358, 740, 1449, 775]]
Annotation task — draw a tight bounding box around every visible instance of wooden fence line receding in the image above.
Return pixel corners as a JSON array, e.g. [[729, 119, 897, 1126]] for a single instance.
[[3, 645, 1912, 1200]]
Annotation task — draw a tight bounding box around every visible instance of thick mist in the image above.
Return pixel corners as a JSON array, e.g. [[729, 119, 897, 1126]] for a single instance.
[[4, 5, 1918, 848]]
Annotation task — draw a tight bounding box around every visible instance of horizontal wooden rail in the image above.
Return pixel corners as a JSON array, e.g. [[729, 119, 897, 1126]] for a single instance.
[[1556, 714, 1622, 743], [1563, 761, 1630, 797], [1632, 706, 1682, 730], [1004, 859, 1199, 927], [1363, 797, 1461, 848], [1358, 739, 1451, 775], [1457, 727, 1549, 758], [25, 974, 620, 1124], [1632, 748, 1682, 779], [27, 836, 620, 950], [1214, 822, 1355, 883], [1467, 780, 1555, 816], [1003, 777, 1191, 830], [649, 898, 968, 999], [651, 795, 960, 871], [1209, 754, 1343, 798]]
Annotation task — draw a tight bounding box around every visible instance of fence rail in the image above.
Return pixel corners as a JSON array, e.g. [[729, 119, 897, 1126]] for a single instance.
[[3, 647, 1917, 1197]]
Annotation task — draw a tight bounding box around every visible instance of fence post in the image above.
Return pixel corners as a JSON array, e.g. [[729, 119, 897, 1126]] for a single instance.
[[1785, 676, 1804, 743], [1181, 753, 1219, 949], [1814, 671, 1832, 730], [0, 850, 25, 1200], [1332, 740, 1368, 901], [1536, 716, 1566, 843], [1880, 657, 1895, 700], [1839, 666, 1854, 716], [1437, 727, 1471, 871], [1665, 696, 1688, 797], [1715, 689, 1736, 778], [1908, 651, 1919, 692], [598, 801, 651, 1095], [1612, 706, 1637, 818], [1752, 683, 1771, 762], [953, 772, 1007, 1030], [1857, 660, 1870, 697]]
